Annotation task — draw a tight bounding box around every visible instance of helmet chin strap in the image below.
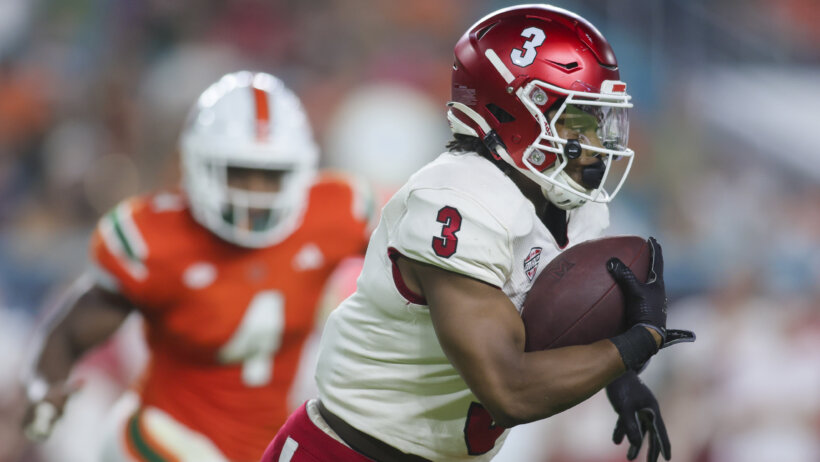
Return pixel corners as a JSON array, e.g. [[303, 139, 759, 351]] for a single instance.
[[540, 170, 590, 210]]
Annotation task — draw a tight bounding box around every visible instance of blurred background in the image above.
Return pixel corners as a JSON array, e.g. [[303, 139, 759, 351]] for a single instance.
[[0, 0, 817, 461]]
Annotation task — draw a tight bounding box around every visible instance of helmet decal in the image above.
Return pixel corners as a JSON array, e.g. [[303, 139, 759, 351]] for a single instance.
[[510, 27, 546, 68], [252, 85, 270, 142]]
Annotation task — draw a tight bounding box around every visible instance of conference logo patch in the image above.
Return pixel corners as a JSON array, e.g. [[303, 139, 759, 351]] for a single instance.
[[524, 247, 543, 282]]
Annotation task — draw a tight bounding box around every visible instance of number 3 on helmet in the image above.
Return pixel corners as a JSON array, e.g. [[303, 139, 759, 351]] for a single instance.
[[180, 71, 319, 248], [448, 5, 634, 210]]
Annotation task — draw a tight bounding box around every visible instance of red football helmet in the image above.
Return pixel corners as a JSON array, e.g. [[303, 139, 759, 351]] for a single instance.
[[448, 4, 634, 210]]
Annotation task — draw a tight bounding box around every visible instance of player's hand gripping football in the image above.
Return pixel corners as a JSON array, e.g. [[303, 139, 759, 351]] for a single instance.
[[606, 370, 670, 462], [607, 237, 695, 348]]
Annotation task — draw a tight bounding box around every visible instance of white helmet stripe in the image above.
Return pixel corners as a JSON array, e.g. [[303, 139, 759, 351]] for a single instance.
[[484, 49, 515, 84]]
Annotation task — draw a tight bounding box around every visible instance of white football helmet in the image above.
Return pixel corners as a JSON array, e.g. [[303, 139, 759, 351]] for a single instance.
[[180, 71, 318, 248]]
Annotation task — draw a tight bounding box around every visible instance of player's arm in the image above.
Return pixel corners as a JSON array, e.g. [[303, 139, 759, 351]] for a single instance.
[[22, 274, 134, 441], [398, 256, 626, 428], [391, 189, 670, 427]]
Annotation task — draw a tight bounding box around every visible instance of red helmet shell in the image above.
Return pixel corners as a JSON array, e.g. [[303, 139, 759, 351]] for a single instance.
[[451, 5, 621, 169]]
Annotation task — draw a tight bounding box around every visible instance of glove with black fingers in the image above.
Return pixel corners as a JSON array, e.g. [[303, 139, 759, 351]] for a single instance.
[[606, 370, 670, 462], [607, 237, 695, 370], [607, 236, 668, 341]]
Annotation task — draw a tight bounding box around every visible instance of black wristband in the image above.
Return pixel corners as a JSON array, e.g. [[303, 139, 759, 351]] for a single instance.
[[609, 326, 659, 370]]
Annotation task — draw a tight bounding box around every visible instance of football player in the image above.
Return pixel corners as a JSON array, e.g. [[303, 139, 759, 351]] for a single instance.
[[21, 71, 372, 461], [262, 5, 693, 462]]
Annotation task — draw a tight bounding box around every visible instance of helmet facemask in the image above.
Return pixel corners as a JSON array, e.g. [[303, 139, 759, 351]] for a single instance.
[[517, 80, 634, 210], [222, 168, 290, 234], [184, 149, 313, 248]]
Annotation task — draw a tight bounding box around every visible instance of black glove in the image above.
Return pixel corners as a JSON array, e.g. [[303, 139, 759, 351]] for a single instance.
[[607, 237, 695, 369], [606, 370, 670, 462], [607, 237, 667, 341]]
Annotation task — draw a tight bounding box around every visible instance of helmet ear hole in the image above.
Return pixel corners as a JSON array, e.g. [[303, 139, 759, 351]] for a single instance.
[[486, 104, 515, 124]]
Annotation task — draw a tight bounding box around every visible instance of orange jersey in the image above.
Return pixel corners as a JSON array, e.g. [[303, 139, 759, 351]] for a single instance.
[[90, 174, 371, 461]]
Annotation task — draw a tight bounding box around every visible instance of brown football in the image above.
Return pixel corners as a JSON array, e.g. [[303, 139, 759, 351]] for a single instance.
[[522, 236, 651, 351]]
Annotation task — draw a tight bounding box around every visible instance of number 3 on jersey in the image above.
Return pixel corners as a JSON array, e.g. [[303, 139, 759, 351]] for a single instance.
[[432, 206, 462, 258], [218, 290, 285, 387]]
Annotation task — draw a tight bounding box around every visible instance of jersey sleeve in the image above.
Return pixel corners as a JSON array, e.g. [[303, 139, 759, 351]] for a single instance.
[[89, 197, 165, 309], [389, 187, 512, 288]]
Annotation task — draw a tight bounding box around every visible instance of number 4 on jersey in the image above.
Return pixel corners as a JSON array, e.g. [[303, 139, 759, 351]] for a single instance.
[[218, 290, 285, 386]]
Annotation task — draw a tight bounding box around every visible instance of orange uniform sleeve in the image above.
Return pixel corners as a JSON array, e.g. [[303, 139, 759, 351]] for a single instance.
[[309, 173, 376, 253], [89, 196, 172, 311]]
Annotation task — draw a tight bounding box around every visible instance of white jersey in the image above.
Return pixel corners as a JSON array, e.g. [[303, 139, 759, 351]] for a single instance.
[[316, 151, 608, 461]]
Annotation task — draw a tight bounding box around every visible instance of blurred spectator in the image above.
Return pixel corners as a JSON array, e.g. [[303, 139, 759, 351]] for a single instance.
[[662, 272, 820, 462]]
